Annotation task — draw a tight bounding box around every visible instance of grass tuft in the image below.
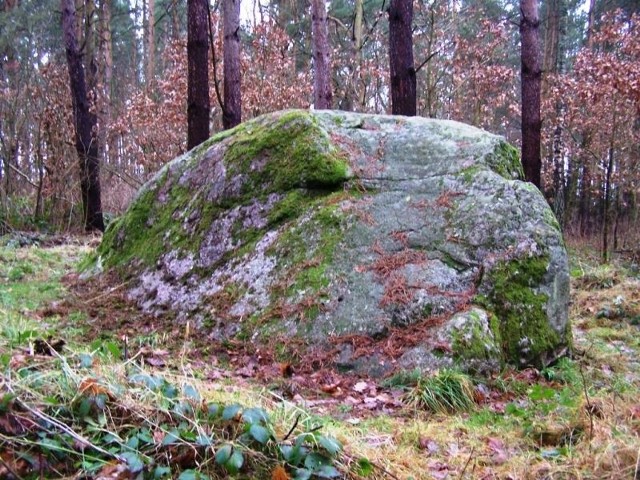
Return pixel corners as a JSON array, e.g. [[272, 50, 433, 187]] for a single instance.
[[403, 369, 475, 414]]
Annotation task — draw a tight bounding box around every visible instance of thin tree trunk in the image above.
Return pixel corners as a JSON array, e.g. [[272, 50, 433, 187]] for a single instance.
[[388, 0, 416, 116], [579, 163, 591, 236], [587, 0, 596, 48], [146, 0, 155, 86], [602, 147, 614, 262], [602, 103, 618, 263], [223, 0, 241, 129], [187, 0, 210, 149], [311, 0, 332, 109], [61, 0, 105, 232], [542, 0, 560, 79], [520, 0, 542, 188], [98, 0, 113, 165], [353, 0, 364, 108]]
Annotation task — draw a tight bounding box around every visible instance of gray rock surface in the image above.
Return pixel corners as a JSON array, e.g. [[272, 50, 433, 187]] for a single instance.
[[92, 110, 571, 374]]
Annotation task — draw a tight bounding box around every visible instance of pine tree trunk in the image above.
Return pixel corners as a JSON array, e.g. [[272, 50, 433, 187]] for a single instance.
[[311, 0, 332, 109], [187, 0, 210, 149], [520, 0, 542, 188], [388, 0, 416, 116], [98, 0, 113, 165], [353, 0, 365, 108], [61, 0, 104, 232], [146, 0, 155, 86], [223, 0, 241, 129]]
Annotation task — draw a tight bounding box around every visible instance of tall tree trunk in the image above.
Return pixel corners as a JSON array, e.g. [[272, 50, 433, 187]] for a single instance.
[[602, 147, 614, 262], [311, 0, 332, 109], [61, 0, 105, 232], [542, 0, 560, 79], [223, 0, 241, 129], [602, 105, 618, 263], [187, 0, 210, 149], [84, 0, 97, 90], [353, 0, 364, 108], [146, 0, 155, 86], [579, 163, 592, 236], [98, 0, 113, 165], [388, 0, 416, 116], [587, 0, 596, 48], [520, 0, 542, 188]]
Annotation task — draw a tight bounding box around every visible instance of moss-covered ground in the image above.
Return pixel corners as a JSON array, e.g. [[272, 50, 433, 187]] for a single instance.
[[2, 235, 640, 479]]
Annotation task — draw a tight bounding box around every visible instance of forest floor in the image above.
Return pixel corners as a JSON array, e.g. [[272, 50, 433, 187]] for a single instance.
[[1, 234, 640, 479]]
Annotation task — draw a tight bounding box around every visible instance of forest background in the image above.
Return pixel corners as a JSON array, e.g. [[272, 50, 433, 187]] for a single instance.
[[0, 0, 638, 259]]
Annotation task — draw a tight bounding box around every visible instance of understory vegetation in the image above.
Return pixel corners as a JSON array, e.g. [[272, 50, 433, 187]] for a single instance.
[[1, 235, 640, 479]]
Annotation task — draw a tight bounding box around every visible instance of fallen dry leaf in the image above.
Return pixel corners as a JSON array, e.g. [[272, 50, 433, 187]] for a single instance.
[[144, 356, 166, 367], [419, 437, 440, 454], [353, 381, 369, 393]]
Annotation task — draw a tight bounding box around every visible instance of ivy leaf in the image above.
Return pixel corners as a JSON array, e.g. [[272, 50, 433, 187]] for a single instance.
[[129, 374, 163, 391], [280, 444, 308, 466], [293, 468, 312, 480], [183, 383, 200, 401], [154, 466, 172, 478], [249, 424, 271, 444], [242, 407, 270, 425], [222, 404, 242, 421], [120, 451, 144, 473], [196, 432, 214, 446], [295, 432, 314, 447], [78, 353, 93, 368], [225, 449, 244, 474], [304, 452, 332, 470], [215, 444, 233, 464], [178, 470, 210, 480], [161, 382, 179, 399], [317, 435, 342, 456], [161, 428, 181, 446], [207, 403, 221, 418], [315, 465, 341, 478]]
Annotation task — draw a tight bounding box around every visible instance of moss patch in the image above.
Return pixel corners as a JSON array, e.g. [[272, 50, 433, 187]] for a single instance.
[[485, 141, 524, 180], [223, 110, 350, 198], [265, 194, 349, 323], [477, 255, 560, 367], [449, 309, 502, 363], [90, 110, 351, 272]]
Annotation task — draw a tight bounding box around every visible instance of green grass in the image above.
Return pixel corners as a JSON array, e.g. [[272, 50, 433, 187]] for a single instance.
[[3, 238, 640, 479], [403, 369, 475, 414]]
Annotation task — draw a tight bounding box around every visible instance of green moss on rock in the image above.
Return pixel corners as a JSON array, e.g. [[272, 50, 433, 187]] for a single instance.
[[92, 111, 351, 272], [445, 308, 502, 372], [477, 256, 560, 368], [485, 141, 524, 180], [224, 110, 351, 198]]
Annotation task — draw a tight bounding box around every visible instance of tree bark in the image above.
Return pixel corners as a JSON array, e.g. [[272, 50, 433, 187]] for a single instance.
[[98, 0, 113, 165], [187, 0, 210, 149], [223, 0, 242, 129], [353, 0, 364, 108], [520, 0, 542, 188], [542, 0, 560, 78], [388, 0, 416, 116], [146, 0, 155, 86], [61, 0, 105, 232], [311, 0, 332, 109], [587, 0, 596, 48]]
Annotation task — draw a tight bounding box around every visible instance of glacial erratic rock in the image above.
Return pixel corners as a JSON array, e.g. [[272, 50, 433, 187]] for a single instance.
[[91, 110, 571, 374]]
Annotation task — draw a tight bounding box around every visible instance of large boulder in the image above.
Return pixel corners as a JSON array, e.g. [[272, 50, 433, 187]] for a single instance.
[[92, 110, 571, 374]]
